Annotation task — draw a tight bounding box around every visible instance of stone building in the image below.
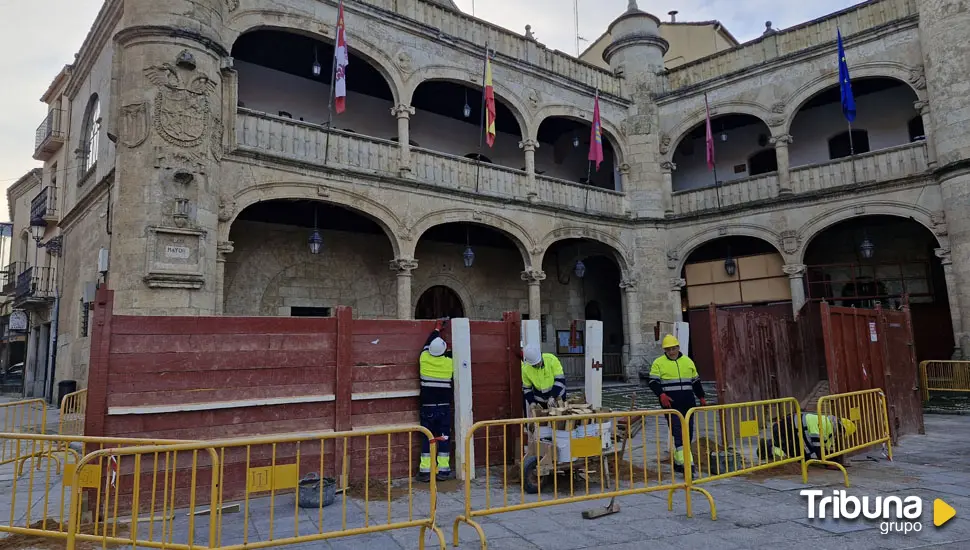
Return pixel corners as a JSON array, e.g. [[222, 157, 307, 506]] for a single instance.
[[7, 0, 970, 400]]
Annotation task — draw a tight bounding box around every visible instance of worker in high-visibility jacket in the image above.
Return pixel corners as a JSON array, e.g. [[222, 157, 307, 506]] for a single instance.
[[521, 345, 567, 408], [418, 319, 454, 482], [759, 412, 858, 463], [647, 334, 707, 473]]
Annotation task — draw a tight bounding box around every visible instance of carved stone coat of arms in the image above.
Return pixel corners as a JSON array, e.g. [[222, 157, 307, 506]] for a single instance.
[[144, 63, 218, 149]]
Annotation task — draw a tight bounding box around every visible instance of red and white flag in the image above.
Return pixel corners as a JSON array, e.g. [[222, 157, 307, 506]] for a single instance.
[[704, 94, 715, 171], [334, 1, 348, 114], [588, 90, 604, 171]]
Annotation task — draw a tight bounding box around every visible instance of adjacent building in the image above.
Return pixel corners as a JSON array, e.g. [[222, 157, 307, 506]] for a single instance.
[[5, 0, 969, 402]]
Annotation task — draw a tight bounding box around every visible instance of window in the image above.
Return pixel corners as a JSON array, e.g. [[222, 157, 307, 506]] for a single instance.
[[78, 94, 101, 181], [747, 149, 778, 176], [290, 306, 332, 317], [79, 300, 91, 337], [828, 130, 870, 160], [908, 116, 925, 142]]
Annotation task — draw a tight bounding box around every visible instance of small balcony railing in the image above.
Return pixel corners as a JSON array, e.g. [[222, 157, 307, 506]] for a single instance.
[[14, 266, 57, 301], [1, 263, 21, 295], [33, 109, 65, 161], [30, 186, 58, 225]]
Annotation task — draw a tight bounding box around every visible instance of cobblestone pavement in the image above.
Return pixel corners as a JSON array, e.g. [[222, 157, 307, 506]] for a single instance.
[[3, 401, 970, 549]]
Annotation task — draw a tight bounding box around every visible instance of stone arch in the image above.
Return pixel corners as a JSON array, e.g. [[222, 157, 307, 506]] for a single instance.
[[536, 227, 633, 274], [226, 13, 404, 104], [402, 65, 530, 137], [533, 104, 628, 165], [412, 275, 476, 319], [663, 100, 772, 162], [407, 209, 535, 268], [225, 182, 405, 258], [782, 62, 925, 134], [796, 202, 942, 264], [672, 224, 787, 273]]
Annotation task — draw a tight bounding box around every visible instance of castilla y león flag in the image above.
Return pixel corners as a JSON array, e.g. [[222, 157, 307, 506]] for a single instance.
[[484, 50, 496, 147], [588, 91, 604, 170], [334, 1, 348, 114]]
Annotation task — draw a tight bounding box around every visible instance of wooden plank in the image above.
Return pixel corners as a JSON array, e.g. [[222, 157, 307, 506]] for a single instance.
[[110, 315, 337, 335], [107, 350, 336, 375], [335, 306, 353, 432], [86, 288, 115, 437]]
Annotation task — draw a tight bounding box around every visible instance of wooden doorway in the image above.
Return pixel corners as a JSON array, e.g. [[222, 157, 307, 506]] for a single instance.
[[415, 285, 465, 319]]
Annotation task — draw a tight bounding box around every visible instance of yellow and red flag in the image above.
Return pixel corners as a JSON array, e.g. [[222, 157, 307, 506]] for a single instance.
[[484, 50, 496, 147]]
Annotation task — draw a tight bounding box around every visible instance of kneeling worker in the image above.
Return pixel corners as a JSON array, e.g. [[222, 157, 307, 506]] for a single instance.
[[418, 319, 454, 482], [521, 345, 567, 409], [759, 412, 857, 464], [647, 334, 707, 473]]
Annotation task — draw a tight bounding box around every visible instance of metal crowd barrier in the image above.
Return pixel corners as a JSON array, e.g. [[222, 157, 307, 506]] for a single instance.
[[0, 398, 47, 463], [805, 389, 892, 487], [685, 397, 808, 500], [453, 410, 715, 549], [63, 426, 446, 550], [58, 389, 88, 436], [919, 360, 970, 402]]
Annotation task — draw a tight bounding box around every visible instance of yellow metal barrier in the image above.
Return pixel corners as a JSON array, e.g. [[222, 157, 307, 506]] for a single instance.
[[58, 388, 87, 436], [805, 389, 893, 488], [919, 360, 970, 402], [453, 410, 715, 549], [64, 426, 446, 550], [0, 432, 185, 545], [685, 397, 808, 494], [1, 398, 47, 463]]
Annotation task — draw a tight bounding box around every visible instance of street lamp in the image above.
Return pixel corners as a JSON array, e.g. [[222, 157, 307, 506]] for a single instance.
[[312, 47, 321, 77], [574, 259, 586, 278], [859, 234, 875, 259], [463, 228, 474, 267], [308, 206, 322, 255], [29, 222, 45, 243]]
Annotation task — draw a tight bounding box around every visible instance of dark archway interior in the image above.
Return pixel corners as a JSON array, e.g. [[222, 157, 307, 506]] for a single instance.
[[415, 285, 465, 320], [231, 29, 394, 101], [536, 117, 617, 189], [676, 113, 764, 154], [683, 235, 778, 269], [235, 199, 386, 235], [419, 222, 519, 251], [798, 77, 905, 111], [412, 81, 521, 136]]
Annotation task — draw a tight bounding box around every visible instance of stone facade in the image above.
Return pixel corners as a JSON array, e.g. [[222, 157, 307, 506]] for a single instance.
[[11, 0, 970, 397]]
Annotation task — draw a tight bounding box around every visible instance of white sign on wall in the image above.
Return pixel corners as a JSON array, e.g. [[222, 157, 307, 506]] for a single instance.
[[164, 245, 191, 259], [9, 310, 28, 332]]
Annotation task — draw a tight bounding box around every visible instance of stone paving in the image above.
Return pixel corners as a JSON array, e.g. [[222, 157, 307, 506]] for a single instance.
[[3, 401, 970, 549]]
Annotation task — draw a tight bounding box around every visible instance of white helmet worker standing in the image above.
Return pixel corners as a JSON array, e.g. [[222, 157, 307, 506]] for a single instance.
[[417, 319, 454, 482], [520, 344, 567, 409]]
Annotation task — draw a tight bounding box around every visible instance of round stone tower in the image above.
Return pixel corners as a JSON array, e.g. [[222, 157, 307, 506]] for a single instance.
[[918, 0, 970, 355], [602, 0, 668, 95], [108, 0, 231, 315]]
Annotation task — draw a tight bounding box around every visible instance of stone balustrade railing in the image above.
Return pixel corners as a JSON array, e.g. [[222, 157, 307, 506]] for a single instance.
[[356, 0, 622, 96], [788, 141, 928, 194], [664, 0, 918, 91], [235, 109, 628, 217], [671, 141, 928, 216]]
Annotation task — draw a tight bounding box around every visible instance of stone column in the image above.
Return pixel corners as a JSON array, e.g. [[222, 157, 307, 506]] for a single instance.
[[620, 277, 640, 374], [914, 100, 938, 167], [215, 240, 234, 314], [391, 104, 415, 177], [783, 263, 806, 316], [390, 258, 418, 320], [518, 139, 539, 201], [669, 277, 686, 321], [935, 248, 964, 358], [770, 133, 793, 195], [660, 161, 676, 216], [521, 269, 545, 319]]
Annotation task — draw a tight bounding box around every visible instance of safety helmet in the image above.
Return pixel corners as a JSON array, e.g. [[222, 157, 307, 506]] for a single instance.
[[523, 345, 543, 366], [662, 334, 680, 349], [428, 337, 447, 357], [840, 418, 857, 438]]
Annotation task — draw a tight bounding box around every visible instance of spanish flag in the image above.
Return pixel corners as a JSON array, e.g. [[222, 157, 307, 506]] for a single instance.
[[484, 50, 496, 148]]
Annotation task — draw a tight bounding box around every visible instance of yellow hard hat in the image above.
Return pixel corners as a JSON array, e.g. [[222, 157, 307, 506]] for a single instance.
[[841, 418, 857, 437], [662, 334, 680, 349]]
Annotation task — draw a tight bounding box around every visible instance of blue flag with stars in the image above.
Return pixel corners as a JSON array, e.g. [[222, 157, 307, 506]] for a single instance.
[[837, 29, 856, 122]]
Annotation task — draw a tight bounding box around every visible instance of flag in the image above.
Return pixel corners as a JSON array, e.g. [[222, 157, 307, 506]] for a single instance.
[[483, 50, 496, 147], [837, 29, 856, 123], [704, 94, 715, 171], [334, 1, 348, 114], [588, 91, 604, 171]]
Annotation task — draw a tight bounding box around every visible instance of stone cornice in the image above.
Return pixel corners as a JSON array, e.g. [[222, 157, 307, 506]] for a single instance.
[[603, 33, 670, 63], [59, 169, 113, 232], [655, 17, 918, 102], [934, 158, 970, 182], [66, 0, 123, 100], [113, 26, 229, 57]]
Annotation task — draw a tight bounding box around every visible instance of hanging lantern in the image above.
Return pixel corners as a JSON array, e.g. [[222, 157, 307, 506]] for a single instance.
[[574, 260, 586, 278], [308, 229, 323, 255], [463, 89, 471, 118], [572, 135, 580, 148], [724, 257, 737, 276], [860, 236, 875, 259], [463, 245, 475, 267], [312, 47, 322, 77]]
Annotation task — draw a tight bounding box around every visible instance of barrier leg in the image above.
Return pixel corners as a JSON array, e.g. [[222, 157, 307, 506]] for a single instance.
[[420, 523, 447, 550], [666, 486, 717, 521], [452, 516, 486, 550], [804, 458, 849, 488]]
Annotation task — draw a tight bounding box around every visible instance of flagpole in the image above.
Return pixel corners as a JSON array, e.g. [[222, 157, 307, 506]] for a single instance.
[[475, 43, 489, 193], [713, 162, 721, 209], [704, 93, 721, 209], [323, 0, 342, 167]]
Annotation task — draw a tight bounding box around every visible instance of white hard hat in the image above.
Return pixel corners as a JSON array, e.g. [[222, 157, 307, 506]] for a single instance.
[[523, 345, 542, 366], [428, 337, 447, 357]]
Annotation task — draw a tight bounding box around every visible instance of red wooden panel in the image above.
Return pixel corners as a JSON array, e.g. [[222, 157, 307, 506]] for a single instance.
[[106, 383, 338, 408], [111, 315, 337, 335], [85, 288, 115, 437], [107, 366, 336, 394], [334, 306, 354, 432]]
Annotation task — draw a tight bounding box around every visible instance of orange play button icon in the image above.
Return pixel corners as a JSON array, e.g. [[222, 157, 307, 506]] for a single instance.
[[934, 498, 956, 527]]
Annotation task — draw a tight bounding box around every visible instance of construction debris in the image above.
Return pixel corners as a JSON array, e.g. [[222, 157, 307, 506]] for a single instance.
[[529, 398, 612, 431]]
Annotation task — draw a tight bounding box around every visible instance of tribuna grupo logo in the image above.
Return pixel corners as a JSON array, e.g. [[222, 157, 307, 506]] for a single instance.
[[801, 490, 923, 535]]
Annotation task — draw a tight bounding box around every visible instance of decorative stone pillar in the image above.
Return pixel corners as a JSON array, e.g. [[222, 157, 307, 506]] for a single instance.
[[391, 104, 415, 177], [669, 277, 686, 321], [914, 100, 938, 167], [660, 161, 676, 216], [935, 248, 965, 358], [521, 269, 545, 319], [783, 263, 806, 316], [770, 134, 793, 194], [518, 139, 539, 201], [620, 276, 640, 371], [214, 241, 234, 314], [390, 258, 418, 320]]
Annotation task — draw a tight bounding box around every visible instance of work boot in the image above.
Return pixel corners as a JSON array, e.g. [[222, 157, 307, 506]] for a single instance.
[[417, 472, 431, 483], [436, 470, 452, 482]]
